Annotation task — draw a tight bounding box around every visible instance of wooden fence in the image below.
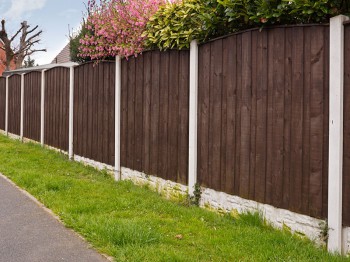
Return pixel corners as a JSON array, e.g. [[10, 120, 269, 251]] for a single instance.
[[1, 21, 350, 239], [121, 51, 189, 184], [7, 74, 21, 135], [44, 67, 69, 151], [0, 77, 5, 130], [74, 62, 115, 166], [198, 25, 329, 220], [24, 72, 41, 142]]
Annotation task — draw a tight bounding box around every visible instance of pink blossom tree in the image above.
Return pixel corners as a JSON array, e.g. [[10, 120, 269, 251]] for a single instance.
[[79, 0, 166, 60]]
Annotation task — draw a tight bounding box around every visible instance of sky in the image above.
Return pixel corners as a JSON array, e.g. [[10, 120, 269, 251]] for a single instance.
[[0, 0, 87, 65]]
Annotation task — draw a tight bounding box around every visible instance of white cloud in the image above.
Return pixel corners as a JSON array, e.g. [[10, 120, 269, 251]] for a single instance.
[[4, 0, 46, 20]]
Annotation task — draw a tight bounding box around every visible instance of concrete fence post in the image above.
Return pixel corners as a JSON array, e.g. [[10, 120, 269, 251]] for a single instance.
[[40, 70, 46, 146], [114, 56, 122, 181], [68, 66, 74, 160], [5, 76, 9, 136], [20, 73, 24, 140], [188, 40, 199, 196], [115, 56, 122, 181], [328, 14, 349, 254]]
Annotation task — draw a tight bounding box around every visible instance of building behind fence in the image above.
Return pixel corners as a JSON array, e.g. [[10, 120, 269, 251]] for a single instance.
[[1, 16, 350, 254]]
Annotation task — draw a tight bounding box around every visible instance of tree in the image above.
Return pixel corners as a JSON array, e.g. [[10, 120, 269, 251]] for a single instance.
[[69, 20, 91, 63], [23, 56, 36, 68], [0, 20, 46, 70]]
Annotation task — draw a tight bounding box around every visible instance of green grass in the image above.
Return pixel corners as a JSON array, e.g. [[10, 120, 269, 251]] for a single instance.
[[0, 134, 347, 261]]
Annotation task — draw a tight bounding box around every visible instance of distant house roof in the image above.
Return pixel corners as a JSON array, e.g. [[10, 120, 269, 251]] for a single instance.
[[51, 43, 71, 64]]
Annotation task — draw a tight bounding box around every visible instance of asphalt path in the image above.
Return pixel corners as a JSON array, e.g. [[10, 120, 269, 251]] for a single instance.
[[0, 174, 108, 262]]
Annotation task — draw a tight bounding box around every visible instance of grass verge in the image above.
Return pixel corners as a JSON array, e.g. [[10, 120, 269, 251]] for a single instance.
[[0, 134, 347, 261]]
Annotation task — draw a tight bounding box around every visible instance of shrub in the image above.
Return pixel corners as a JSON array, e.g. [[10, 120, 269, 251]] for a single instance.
[[78, 0, 166, 60], [144, 0, 231, 49], [145, 0, 349, 50]]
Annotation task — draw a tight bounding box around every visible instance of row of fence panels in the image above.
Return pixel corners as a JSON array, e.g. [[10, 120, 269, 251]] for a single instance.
[[1, 23, 350, 229]]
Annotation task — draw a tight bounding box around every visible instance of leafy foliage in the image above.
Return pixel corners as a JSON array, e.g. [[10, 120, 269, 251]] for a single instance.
[[144, 0, 231, 49], [145, 0, 349, 49], [69, 22, 92, 63], [23, 56, 37, 68]]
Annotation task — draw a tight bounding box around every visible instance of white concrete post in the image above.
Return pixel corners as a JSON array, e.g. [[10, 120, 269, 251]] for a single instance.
[[188, 40, 199, 196], [328, 15, 349, 254], [68, 66, 74, 159], [115, 56, 121, 181], [40, 70, 46, 146], [5, 76, 8, 136], [20, 73, 24, 140]]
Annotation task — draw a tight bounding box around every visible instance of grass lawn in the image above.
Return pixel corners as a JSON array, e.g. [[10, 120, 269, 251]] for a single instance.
[[0, 134, 347, 261]]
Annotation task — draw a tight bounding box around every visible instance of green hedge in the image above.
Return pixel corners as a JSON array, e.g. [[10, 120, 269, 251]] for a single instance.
[[145, 0, 349, 49]]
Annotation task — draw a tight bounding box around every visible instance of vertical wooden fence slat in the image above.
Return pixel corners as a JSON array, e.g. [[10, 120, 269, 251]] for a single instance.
[[223, 36, 237, 195], [254, 30, 268, 203], [142, 52, 151, 174], [127, 58, 136, 170], [0, 77, 6, 130], [198, 44, 210, 188], [283, 28, 293, 209], [322, 25, 330, 220], [135, 55, 144, 171], [309, 26, 325, 218], [150, 51, 160, 176], [302, 27, 311, 215], [168, 51, 179, 181], [343, 23, 350, 226], [271, 28, 285, 208], [209, 39, 223, 192], [121, 59, 128, 168]]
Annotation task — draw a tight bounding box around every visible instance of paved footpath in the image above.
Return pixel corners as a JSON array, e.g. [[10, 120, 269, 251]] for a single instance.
[[0, 174, 108, 262]]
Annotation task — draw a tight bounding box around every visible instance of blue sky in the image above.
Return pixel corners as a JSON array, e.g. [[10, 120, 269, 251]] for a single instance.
[[0, 0, 86, 65]]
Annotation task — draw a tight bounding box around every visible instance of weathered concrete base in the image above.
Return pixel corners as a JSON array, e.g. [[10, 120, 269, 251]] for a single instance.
[[44, 145, 68, 156], [22, 137, 41, 145], [343, 227, 350, 254], [7, 132, 21, 140], [200, 187, 325, 244], [73, 155, 114, 172], [121, 167, 188, 200]]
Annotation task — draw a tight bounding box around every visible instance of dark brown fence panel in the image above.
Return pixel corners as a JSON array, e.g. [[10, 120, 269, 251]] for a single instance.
[[197, 25, 329, 219], [343, 23, 350, 226], [8, 74, 21, 135], [121, 50, 189, 184], [74, 62, 115, 166], [44, 67, 69, 151], [23, 72, 41, 141], [0, 77, 6, 130]]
